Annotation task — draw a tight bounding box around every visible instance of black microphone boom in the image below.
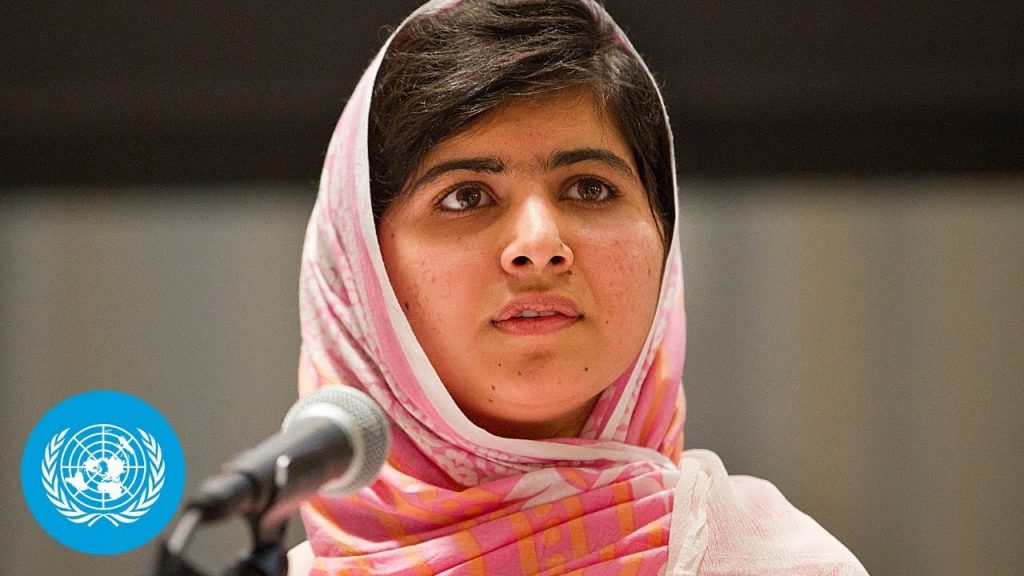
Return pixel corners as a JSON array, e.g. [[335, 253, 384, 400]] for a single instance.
[[187, 386, 390, 524]]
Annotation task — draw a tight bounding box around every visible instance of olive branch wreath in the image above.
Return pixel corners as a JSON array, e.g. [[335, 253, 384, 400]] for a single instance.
[[41, 427, 165, 527]]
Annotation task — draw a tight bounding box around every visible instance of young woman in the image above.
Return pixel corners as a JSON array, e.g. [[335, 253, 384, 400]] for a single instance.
[[291, 0, 868, 574]]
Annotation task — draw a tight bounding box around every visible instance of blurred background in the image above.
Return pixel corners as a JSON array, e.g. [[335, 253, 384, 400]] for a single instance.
[[2, 1, 1021, 574]]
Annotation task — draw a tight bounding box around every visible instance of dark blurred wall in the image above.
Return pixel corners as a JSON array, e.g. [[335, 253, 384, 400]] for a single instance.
[[3, 1, 1022, 184]]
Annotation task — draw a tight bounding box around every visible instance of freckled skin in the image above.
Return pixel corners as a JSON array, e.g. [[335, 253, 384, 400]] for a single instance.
[[379, 89, 664, 439]]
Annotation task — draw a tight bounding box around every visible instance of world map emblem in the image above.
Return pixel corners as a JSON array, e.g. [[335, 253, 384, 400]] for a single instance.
[[42, 424, 164, 527], [22, 390, 186, 555]]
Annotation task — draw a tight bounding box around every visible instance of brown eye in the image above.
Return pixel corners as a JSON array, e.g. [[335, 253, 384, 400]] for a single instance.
[[437, 185, 494, 211], [565, 177, 616, 202]]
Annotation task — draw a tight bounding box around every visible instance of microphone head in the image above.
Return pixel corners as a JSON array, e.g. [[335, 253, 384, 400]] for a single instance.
[[282, 385, 390, 494]]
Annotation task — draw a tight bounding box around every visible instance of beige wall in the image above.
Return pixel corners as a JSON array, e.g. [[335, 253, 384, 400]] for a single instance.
[[2, 178, 1021, 574]]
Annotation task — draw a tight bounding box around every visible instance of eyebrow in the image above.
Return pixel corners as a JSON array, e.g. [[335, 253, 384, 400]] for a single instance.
[[409, 157, 507, 192], [544, 148, 637, 181], [408, 147, 636, 193]]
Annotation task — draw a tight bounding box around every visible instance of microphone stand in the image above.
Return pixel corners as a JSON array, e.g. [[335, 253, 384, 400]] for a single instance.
[[226, 510, 289, 576], [154, 505, 289, 576]]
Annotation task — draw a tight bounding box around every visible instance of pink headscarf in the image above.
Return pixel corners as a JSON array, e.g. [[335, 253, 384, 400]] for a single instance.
[[295, 1, 868, 574]]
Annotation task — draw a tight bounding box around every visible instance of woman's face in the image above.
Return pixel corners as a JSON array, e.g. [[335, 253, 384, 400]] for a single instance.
[[379, 89, 665, 439]]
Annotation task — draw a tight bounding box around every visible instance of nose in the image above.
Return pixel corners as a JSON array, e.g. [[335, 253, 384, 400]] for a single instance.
[[500, 197, 574, 276]]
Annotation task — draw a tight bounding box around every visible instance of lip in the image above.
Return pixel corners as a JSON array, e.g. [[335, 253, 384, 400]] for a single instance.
[[492, 294, 582, 336]]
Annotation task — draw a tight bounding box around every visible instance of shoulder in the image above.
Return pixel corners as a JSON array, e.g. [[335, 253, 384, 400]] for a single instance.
[[677, 449, 869, 576]]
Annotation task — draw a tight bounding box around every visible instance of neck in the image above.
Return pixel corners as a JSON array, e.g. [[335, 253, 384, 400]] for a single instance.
[[464, 397, 597, 440]]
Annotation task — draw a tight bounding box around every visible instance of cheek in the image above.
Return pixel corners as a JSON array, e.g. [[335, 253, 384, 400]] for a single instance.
[[579, 223, 664, 333], [382, 234, 487, 338]]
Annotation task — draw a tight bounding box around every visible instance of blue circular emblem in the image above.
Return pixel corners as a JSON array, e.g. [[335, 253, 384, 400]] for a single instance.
[[21, 390, 186, 555]]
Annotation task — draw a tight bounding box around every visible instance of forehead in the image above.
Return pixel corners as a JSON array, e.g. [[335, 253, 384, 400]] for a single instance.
[[418, 88, 631, 165]]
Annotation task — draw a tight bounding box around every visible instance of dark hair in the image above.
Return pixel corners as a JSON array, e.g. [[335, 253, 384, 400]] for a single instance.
[[369, 0, 673, 242]]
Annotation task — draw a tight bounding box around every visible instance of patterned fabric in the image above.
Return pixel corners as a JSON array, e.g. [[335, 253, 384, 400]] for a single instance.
[[296, 1, 867, 574]]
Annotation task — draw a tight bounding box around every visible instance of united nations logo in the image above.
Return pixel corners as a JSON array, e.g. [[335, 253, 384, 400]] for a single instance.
[[22, 390, 185, 555], [42, 425, 164, 527]]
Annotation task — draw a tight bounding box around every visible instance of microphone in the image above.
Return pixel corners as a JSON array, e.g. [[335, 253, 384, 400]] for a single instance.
[[187, 386, 390, 523]]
